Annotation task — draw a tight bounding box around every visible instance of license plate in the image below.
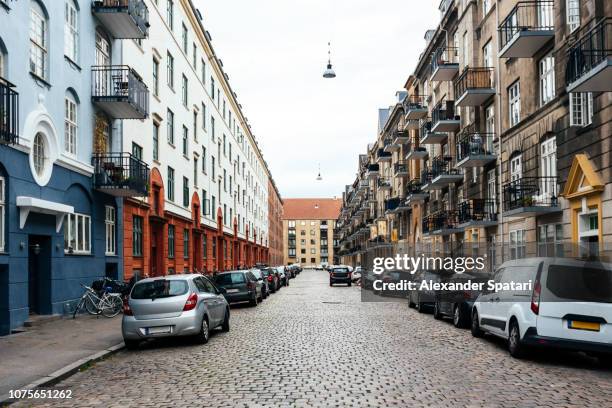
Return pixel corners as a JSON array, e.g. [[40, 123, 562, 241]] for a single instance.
[[226, 289, 239, 293], [568, 320, 600, 332], [147, 326, 172, 335]]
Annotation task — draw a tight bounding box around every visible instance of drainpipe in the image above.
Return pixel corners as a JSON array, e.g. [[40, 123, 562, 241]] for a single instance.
[[495, 0, 504, 262]]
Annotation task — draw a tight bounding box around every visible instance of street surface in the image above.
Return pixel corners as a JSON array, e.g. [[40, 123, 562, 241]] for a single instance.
[[13, 269, 612, 407]]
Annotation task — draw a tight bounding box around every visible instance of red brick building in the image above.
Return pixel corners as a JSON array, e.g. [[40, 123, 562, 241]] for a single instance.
[[268, 179, 284, 266]]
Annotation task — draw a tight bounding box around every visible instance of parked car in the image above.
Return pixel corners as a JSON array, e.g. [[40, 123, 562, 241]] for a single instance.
[[329, 266, 352, 286], [250, 269, 269, 299], [261, 268, 280, 293], [285, 265, 295, 280], [373, 270, 413, 298], [122, 274, 229, 350], [362, 270, 378, 290], [213, 271, 262, 306], [408, 270, 441, 312], [471, 257, 612, 362], [352, 266, 363, 282], [276, 266, 289, 286], [433, 272, 489, 328]]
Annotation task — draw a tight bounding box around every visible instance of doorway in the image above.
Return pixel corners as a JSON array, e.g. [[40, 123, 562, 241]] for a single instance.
[[150, 222, 163, 277], [27, 235, 52, 315]]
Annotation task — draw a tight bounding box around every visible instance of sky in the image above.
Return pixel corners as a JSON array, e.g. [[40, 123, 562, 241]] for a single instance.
[[194, 0, 439, 199]]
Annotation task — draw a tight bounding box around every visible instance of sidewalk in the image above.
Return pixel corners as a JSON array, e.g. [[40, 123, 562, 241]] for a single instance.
[[0, 314, 123, 401]]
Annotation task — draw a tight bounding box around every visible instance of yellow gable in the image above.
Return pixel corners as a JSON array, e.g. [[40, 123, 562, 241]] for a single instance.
[[561, 154, 604, 199]]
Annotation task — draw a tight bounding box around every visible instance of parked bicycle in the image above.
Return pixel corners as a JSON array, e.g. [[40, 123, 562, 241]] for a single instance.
[[72, 279, 124, 318]]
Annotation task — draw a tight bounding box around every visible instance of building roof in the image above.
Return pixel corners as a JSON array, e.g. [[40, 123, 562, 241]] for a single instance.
[[282, 198, 342, 220]]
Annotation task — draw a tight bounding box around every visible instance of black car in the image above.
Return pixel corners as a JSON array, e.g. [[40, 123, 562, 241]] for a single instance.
[[250, 268, 270, 299], [329, 266, 351, 286], [433, 272, 489, 327], [261, 268, 280, 292], [373, 270, 413, 298], [408, 269, 441, 313], [213, 271, 262, 306]]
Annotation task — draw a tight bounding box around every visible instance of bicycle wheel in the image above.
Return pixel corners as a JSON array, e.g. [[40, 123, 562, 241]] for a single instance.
[[73, 297, 85, 319], [84, 294, 100, 315], [101, 295, 123, 318]]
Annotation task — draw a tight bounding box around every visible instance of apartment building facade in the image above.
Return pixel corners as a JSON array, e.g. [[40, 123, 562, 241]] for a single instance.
[[283, 198, 341, 267], [268, 179, 284, 266], [338, 0, 612, 267]]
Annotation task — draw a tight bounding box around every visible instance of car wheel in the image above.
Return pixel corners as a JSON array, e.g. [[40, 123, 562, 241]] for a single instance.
[[596, 353, 612, 367], [471, 310, 484, 338], [249, 294, 258, 307], [329, 281, 333, 287], [433, 301, 442, 320], [221, 309, 230, 332], [197, 317, 210, 344], [508, 319, 525, 358], [124, 339, 139, 351], [348, 282, 351, 287], [453, 304, 468, 328]]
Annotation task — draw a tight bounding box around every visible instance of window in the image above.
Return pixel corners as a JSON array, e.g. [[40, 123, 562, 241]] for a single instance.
[[64, 213, 91, 254], [194, 157, 198, 187], [487, 169, 496, 213], [211, 116, 215, 140], [202, 147, 207, 173], [212, 237, 217, 258], [166, 52, 174, 89], [211, 156, 216, 178], [182, 125, 188, 156], [183, 229, 189, 259], [462, 31, 469, 66], [212, 195, 216, 217], [538, 224, 563, 257], [483, 0, 491, 15], [64, 94, 77, 155], [153, 122, 159, 161], [30, 2, 48, 79], [167, 109, 174, 144], [201, 58, 206, 83], [152, 58, 159, 96], [566, 0, 580, 33], [540, 137, 557, 197], [510, 154, 522, 182], [508, 81, 520, 126], [223, 204, 227, 225], [202, 104, 207, 129], [483, 40, 492, 68], [167, 167, 175, 201], [202, 189, 208, 216], [0, 177, 4, 252], [509, 230, 526, 260], [223, 169, 227, 191], [570, 92, 594, 127], [168, 225, 175, 258], [131, 215, 143, 256], [182, 74, 188, 106], [539, 53, 555, 106], [166, 0, 174, 30], [104, 206, 116, 255], [64, 1, 78, 62], [193, 111, 198, 142], [183, 176, 189, 207], [132, 142, 142, 160], [181, 23, 188, 53], [288, 248, 296, 257], [203, 234, 207, 258], [288, 220, 296, 228], [33, 133, 46, 177], [210, 77, 215, 99]]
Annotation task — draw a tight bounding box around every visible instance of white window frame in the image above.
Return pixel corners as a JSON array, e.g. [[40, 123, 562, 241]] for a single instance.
[[570, 92, 593, 127], [508, 81, 521, 127], [64, 0, 78, 62], [0, 177, 4, 252], [483, 0, 491, 16], [462, 31, 469, 67], [539, 53, 555, 106], [30, 3, 48, 79], [566, 0, 580, 33], [510, 154, 522, 182], [64, 213, 91, 254], [487, 169, 496, 213], [509, 229, 526, 260], [540, 137, 557, 197], [483, 40, 492, 68], [105, 206, 116, 255], [64, 94, 77, 155]]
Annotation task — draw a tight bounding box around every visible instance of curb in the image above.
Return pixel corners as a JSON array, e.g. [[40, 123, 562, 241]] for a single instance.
[[0, 342, 125, 406]]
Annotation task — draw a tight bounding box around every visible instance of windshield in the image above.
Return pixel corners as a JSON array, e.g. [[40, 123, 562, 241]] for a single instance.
[[215, 273, 246, 285], [131, 280, 189, 299]]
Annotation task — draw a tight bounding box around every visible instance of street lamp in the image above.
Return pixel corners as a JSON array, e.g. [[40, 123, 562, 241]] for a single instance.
[[322, 42, 336, 79]]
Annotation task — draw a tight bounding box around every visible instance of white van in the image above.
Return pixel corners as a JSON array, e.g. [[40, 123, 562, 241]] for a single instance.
[[471, 257, 612, 362]]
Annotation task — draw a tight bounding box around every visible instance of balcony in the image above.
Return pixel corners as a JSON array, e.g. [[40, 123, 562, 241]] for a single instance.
[[403, 95, 428, 120], [91, 65, 149, 119], [498, 1, 554, 58], [0, 77, 19, 145], [457, 199, 498, 228], [422, 211, 460, 236], [421, 156, 463, 191], [431, 101, 460, 133], [366, 163, 380, 179], [92, 152, 150, 197], [454, 68, 495, 107], [404, 179, 428, 204], [405, 136, 428, 161], [377, 178, 392, 191], [502, 176, 561, 218], [384, 197, 401, 214], [456, 129, 496, 168], [392, 129, 410, 144], [566, 18, 612, 92], [431, 46, 459, 81], [383, 137, 400, 153], [376, 148, 392, 163], [419, 119, 447, 145], [394, 161, 409, 177], [92, 0, 149, 39]]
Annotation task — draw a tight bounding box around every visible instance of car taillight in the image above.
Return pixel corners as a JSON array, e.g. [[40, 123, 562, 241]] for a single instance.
[[123, 299, 133, 316], [383, 277, 391, 283], [348, 272, 352, 278], [531, 280, 541, 315], [463, 290, 472, 300], [183, 292, 198, 311], [267, 275, 273, 282]]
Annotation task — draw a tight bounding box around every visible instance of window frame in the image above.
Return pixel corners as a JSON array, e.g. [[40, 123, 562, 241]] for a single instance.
[[64, 0, 78, 62], [30, 2, 48, 79], [508, 81, 521, 127], [64, 94, 77, 156], [132, 215, 143, 257], [64, 213, 91, 255]]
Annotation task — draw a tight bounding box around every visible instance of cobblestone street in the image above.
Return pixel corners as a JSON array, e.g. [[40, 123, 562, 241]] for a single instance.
[[15, 269, 612, 407]]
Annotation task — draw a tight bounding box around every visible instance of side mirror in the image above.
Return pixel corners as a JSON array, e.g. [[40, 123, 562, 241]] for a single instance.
[[217, 287, 227, 294]]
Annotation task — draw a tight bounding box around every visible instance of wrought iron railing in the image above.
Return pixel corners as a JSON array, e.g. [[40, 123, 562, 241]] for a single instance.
[[377, 178, 392, 189], [457, 199, 497, 223], [385, 197, 401, 212], [421, 156, 460, 184], [92, 0, 150, 37], [502, 176, 559, 211], [0, 77, 19, 145], [92, 152, 150, 196], [431, 100, 459, 125], [367, 163, 380, 172], [402, 94, 427, 112], [405, 179, 425, 196], [431, 46, 459, 71], [456, 130, 496, 161], [454, 67, 494, 96], [423, 210, 459, 233], [91, 65, 149, 117], [394, 161, 408, 175], [377, 148, 392, 160], [498, 1, 554, 50], [566, 18, 612, 86]]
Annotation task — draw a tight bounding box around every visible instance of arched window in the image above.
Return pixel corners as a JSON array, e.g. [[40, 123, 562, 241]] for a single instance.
[[29, 1, 48, 79], [64, 90, 78, 155], [33, 133, 46, 176], [64, 0, 79, 62]]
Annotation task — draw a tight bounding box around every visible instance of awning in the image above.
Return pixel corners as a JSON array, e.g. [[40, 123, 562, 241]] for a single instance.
[[16, 196, 75, 233]]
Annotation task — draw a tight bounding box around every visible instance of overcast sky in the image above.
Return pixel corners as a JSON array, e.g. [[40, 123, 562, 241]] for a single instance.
[[195, 0, 439, 199]]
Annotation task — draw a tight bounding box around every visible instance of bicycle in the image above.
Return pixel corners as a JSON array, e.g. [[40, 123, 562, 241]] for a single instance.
[[73, 283, 123, 318]]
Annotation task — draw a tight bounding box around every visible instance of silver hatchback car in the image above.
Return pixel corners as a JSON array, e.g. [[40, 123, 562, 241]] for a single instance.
[[122, 274, 229, 350]]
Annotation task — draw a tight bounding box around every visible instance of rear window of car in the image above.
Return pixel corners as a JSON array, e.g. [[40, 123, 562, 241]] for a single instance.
[[215, 273, 246, 285], [131, 280, 188, 299], [333, 268, 349, 272], [546, 264, 612, 303]]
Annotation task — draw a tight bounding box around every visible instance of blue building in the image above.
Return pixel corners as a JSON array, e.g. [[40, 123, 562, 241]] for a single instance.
[[0, 0, 149, 335]]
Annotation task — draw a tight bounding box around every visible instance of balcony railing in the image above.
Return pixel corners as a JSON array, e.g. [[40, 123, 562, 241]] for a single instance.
[[0, 77, 19, 145], [376, 148, 392, 162], [377, 178, 392, 189], [92, 0, 149, 39], [406, 135, 428, 160], [502, 176, 560, 216], [91, 65, 149, 119], [454, 67, 495, 106], [385, 197, 401, 213], [431, 100, 460, 132], [457, 199, 498, 224], [421, 156, 462, 189], [431, 46, 459, 81], [394, 161, 409, 177], [423, 211, 459, 235], [93, 152, 150, 197], [498, 1, 554, 58], [405, 179, 428, 203], [456, 129, 496, 167], [403, 95, 428, 120], [419, 118, 447, 144], [566, 18, 612, 92]]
